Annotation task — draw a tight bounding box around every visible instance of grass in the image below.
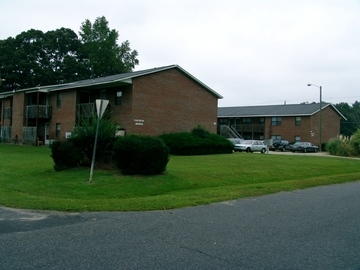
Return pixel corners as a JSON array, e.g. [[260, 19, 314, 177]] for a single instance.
[[0, 144, 359, 212]]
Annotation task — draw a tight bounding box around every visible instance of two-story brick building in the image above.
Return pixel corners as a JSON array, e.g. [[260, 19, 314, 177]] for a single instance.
[[0, 65, 223, 145], [218, 103, 346, 147]]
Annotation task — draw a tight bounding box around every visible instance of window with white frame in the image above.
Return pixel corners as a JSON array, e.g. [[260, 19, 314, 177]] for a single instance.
[[115, 91, 122, 105], [271, 117, 281, 126], [56, 123, 61, 138]]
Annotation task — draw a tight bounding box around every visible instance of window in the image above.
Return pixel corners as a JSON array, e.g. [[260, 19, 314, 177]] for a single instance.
[[294, 135, 301, 142], [271, 135, 281, 140], [271, 117, 281, 126], [218, 118, 228, 126], [295, 116, 301, 126], [115, 91, 122, 105], [242, 118, 251, 124], [259, 118, 265, 125], [56, 92, 62, 107], [56, 123, 61, 138]]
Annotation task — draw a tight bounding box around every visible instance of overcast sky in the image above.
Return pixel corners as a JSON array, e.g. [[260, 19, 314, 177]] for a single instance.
[[1, 0, 360, 107]]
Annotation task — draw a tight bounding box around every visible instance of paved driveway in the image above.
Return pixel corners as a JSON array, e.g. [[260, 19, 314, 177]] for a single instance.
[[1, 181, 360, 270]]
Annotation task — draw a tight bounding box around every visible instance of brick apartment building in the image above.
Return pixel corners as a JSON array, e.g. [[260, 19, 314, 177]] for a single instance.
[[218, 103, 346, 147], [0, 65, 223, 145]]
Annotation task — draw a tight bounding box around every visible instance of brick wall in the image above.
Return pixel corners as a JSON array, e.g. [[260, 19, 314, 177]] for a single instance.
[[4, 69, 219, 140], [11, 92, 25, 141], [113, 69, 219, 136], [109, 85, 134, 135], [313, 106, 341, 143], [265, 106, 341, 145], [50, 90, 77, 140], [266, 116, 312, 143]]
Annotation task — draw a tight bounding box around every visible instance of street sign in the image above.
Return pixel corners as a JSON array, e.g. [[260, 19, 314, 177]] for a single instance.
[[89, 99, 109, 183], [96, 99, 109, 119]]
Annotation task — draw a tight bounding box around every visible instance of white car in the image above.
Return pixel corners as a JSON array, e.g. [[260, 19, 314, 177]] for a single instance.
[[228, 138, 244, 146], [236, 140, 267, 153]]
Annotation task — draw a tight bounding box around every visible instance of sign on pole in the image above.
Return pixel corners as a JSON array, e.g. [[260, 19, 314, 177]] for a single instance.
[[96, 99, 109, 119], [89, 99, 109, 183]]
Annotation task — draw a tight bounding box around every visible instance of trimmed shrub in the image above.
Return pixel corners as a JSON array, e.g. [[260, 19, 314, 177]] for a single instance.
[[50, 140, 81, 171], [191, 125, 211, 138], [158, 132, 197, 155], [113, 135, 170, 175], [159, 127, 234, 155]]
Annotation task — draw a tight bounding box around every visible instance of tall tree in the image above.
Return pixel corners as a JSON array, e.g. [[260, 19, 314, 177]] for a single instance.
[[0, 16, 139, 92], [0, 29, 47, 90], [43, 28, 87, 83], [79, 16, 139, 78], [335, 101, 360, 136], [0, 28, 83, 91]]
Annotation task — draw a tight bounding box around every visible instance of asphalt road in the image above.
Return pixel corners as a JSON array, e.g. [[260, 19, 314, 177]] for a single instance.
[[1, 181, 360, 270]]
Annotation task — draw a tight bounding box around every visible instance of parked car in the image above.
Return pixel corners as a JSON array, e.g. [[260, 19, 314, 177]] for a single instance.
[[289, 142, 318, 153], [236, 140, 267, 153], [269, 139, 290, 151], [228, 138, 244, 145], [227, 138, 244, 151]]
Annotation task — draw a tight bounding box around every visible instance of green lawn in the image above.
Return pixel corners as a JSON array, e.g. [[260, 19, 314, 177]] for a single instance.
[[0, 144, 359, 211]]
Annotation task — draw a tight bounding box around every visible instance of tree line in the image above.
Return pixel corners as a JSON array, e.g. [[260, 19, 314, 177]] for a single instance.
[[0, 16, 139, 91], [334, 101, 360, 137]]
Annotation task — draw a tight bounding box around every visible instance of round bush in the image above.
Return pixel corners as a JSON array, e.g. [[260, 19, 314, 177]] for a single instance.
[[50, 140, 81, 171], [113, 135, 170, 175]]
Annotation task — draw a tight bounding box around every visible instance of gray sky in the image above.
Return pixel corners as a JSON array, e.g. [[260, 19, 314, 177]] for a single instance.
[[1, 0, 359, 107]]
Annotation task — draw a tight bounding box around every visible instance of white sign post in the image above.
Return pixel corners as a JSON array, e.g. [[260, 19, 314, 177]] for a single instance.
[[89, 99, 109, 183]]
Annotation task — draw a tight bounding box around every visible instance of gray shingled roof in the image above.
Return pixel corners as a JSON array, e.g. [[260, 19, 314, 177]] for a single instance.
[[218, 103, 346, 119], [2, 65, 223, 99]]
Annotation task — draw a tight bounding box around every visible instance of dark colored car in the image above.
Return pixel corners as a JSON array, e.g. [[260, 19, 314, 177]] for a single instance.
[[270, 139, 290, 151], [289, 142, 318, 153]]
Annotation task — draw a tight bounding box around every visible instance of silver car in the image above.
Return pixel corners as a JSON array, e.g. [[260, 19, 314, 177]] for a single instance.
[[228, 138, 244, 149], [237, 140, 267, 153]]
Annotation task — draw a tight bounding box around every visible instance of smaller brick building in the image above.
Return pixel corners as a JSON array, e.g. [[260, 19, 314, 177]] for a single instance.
[[0, 65, 222, 145], [218, 103, 346, 147]]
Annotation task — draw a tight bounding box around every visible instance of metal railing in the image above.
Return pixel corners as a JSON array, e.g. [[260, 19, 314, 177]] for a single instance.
[[0, 126, 12, 142], [219, 125, 244, 139], [233, 124, 265, 134], [22, 127, 37, 145], [25, 105, 52, 119], [3, 107, 12, 119], [76, 103, 95, 118]]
